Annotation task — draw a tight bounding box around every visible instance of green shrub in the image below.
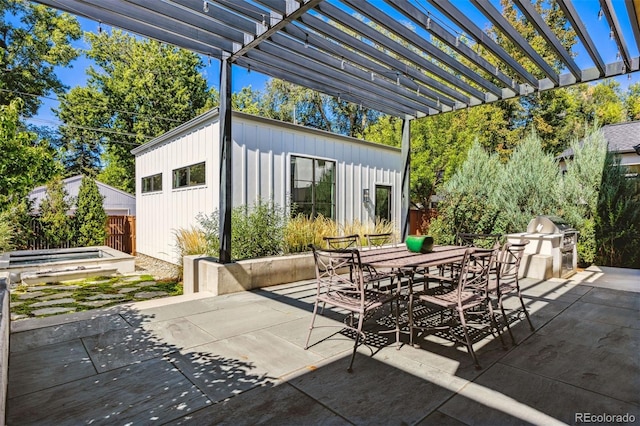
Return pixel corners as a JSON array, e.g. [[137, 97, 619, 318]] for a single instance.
[[595, 151, 640, 267], [75, 176, 108, 246], [39, 177, 74, 248], [432, 141, 504, 242], [560, 127, 608, 266], [198, 199, 286, 260], [0, 211, 13, 253]]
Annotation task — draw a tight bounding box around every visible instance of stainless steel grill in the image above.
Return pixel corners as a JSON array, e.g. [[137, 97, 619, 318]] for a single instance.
[[526, 215, 578, 278]]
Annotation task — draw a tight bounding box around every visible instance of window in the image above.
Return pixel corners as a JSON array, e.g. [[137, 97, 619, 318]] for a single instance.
[[172, 162, 205, 189], [290, 156, 335, 219], [375, 185, 392, 222], [142, 173, 162, 193]]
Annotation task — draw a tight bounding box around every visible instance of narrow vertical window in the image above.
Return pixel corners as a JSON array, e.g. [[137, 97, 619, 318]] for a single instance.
[[375, 185, 392, 222]]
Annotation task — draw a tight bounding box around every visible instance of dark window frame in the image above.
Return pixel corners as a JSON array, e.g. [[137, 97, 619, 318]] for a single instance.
[[172, 162, 206, 189], [374, 184, 392, 222], [290, 155, 336, 219], [142, 173, 163, 193]]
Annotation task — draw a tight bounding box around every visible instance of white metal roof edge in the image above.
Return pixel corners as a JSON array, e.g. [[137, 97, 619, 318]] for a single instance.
[[131, 108, 401, 156]]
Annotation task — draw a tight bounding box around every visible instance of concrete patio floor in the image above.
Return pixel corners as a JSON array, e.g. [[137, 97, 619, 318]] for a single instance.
[[6, 265, 639, 425]]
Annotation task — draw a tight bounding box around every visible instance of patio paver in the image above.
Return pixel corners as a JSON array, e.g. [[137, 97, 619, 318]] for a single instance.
[[6, 267, 640, 425]]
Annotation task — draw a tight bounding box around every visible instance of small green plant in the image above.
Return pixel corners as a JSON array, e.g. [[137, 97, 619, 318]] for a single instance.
[[174, 226, 208, 277]]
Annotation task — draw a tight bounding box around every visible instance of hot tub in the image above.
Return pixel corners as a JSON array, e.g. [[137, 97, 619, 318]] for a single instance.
[[0, 246, 135, 284]]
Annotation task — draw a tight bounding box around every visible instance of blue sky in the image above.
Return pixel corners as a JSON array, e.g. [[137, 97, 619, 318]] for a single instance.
[[25, 0, 640, 128]]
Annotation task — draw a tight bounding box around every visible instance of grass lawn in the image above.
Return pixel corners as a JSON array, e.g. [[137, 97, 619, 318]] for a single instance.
[[10, 274, 183, 318]]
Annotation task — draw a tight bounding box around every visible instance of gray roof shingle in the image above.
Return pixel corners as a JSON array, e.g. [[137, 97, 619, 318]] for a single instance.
[[557, 121, 640, 159]]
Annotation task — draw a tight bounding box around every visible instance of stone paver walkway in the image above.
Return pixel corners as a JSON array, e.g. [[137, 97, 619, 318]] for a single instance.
[[9, 274, 177, 321]]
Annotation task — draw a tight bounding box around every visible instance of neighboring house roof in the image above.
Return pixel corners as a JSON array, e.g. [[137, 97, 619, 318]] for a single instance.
[[29, 175, 136, 216], [557, 121, 640, 160]]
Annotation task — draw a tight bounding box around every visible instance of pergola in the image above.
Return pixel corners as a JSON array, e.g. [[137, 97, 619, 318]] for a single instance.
[[35, 0, 640, 262]]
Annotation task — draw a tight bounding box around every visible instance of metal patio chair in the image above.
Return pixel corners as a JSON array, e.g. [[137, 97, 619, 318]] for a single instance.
[[323, 234, 360, 249], [489, 240, 534, 345], [305, 245, 400, 372], [363, 232, 395, 249], [410, 247, 505, 369]]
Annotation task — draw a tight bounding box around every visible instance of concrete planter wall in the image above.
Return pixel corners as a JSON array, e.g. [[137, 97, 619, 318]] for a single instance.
[[183, 252, 316, 296]]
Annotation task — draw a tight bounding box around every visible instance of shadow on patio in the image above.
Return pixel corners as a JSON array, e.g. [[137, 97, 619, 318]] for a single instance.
[[6, 267, 639, 425]]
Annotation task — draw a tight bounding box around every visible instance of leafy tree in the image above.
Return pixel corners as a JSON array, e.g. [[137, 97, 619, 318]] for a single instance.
[[1, 197, 36, 250], [74, 176, 107, 246], [39, 176, 73, 248], [56, 30, 217, 192], [0, 99, 60, 211], [624, 83, 640, 121], [595, 152, 640, 268], [0, 0, 81, 116]]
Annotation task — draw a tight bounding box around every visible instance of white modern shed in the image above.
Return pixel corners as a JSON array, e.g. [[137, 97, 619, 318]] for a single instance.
[[132, 109, 402, 264]]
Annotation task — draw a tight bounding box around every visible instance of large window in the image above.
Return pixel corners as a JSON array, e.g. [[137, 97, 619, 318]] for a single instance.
[[142, 173, 162, 193], [375, 185, 392, 222], [173, 162, 205, 189], [290, 156, 335, 219]]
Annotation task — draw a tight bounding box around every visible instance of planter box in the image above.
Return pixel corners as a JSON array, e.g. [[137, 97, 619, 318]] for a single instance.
[[183, 252, 316, 296]]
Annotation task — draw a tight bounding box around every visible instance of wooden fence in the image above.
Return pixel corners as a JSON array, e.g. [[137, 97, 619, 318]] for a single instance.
[[107, 216, 136, 254], [409, 208, 438, 235], [25, 215, 136, 254]]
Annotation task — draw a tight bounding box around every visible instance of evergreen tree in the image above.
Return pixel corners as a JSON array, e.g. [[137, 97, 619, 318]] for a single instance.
[[595, 152, 640, 267], [560, 127, 608, 265], [75, 176, 107, 246], [39, 177, 73, 248]]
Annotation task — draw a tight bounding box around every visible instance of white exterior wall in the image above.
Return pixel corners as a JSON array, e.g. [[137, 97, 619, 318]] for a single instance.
[[134, 110, 401, 263]]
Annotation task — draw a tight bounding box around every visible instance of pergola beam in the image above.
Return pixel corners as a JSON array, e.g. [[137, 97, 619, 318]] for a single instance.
[[512, 0, 582, 80], [556, 0, 606, 76], [471, 0, 559, 85], [600, 0, 633, 71]]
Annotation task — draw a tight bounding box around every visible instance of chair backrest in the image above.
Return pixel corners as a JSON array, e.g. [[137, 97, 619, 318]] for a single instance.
[[310, 245, 365, 297], [497, 240, 530, 284], [363, 232, 394, 249], [457, 247, 498, 302], [457, 233, 502, 249], [324, 234, 359, 249]]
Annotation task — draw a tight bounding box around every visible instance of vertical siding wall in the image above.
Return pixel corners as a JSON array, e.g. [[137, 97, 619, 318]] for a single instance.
[[136, 121, 219, 262], [136, 112, 401, 264], [233, 116, 401, 228]]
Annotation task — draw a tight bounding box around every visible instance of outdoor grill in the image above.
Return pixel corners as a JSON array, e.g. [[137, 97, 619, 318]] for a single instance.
[[506, 215, 579, 279]]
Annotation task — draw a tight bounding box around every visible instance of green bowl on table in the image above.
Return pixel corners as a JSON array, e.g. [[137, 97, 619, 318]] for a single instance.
[[405, 235, 434, 253]]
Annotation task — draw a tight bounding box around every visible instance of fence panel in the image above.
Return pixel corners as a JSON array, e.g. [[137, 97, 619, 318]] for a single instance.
[[107, 216, 136, 254], [26, 215, 136, 254]]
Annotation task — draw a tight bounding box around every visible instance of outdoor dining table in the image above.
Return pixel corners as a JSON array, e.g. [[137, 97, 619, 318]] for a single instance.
[[358, 244, 468, 271]]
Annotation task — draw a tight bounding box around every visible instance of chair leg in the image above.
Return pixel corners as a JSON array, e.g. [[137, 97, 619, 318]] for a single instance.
[[518, 290, 535, 331], [499, 294, 517, 346], [394, 296, 401, 349], [348, 313, 365, 373], [304, 300, 320, 350], [457, 308, 481, 370], [488, 298, 507, 350]]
